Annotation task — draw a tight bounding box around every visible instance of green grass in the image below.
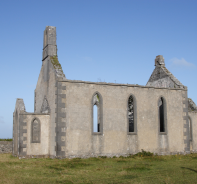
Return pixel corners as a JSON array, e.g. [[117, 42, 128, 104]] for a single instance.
[[0, 139, 12, 141], [0, 153, 197, 184]]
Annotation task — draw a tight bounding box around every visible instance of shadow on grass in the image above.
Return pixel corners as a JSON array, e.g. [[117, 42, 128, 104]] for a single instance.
[[181, 167, 197, 173]]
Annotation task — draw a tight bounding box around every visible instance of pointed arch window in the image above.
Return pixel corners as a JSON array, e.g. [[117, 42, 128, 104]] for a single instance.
[[41, 97, 50, 113], [128, 94, 137, 134], [158, 97, 167, 134], [92, 92, 103, 134], [188, 116, 192, 141], [31, 118, 41, 143]]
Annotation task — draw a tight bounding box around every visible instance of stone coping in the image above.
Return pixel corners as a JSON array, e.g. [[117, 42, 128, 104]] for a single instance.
[[59, 79, 187, 91], [19, 113, 50, 115]]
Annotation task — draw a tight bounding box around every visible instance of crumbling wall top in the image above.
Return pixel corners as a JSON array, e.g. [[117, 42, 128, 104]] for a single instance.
[[155, 55, 165, 66]]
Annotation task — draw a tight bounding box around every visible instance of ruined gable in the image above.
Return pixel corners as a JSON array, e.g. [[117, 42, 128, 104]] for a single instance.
[[188, 98, 197, 112], [146, 55, 185, 89]]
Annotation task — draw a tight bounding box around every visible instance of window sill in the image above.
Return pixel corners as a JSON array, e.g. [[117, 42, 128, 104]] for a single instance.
[[127, 132, 137, 135], [159, 132, 167, 135], [92, 132, 103, 135]]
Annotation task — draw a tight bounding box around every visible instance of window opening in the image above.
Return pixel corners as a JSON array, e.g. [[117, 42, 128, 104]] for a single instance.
[[189, 118, 192, 141], [32, 118, 40, 143], [128, 96, 134, 132], [93, 105, 98, 132], [159, 98, 165, 132], [93, 94, 100, 133]]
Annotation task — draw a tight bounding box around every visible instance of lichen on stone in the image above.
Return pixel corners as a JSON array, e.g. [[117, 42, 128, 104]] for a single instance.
[[50, 55, 65, 78], [50, 55, 62, 70]]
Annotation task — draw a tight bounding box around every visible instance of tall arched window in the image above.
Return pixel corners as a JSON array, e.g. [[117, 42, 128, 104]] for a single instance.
[[188, 116, 193, 150], [31, 118, 41, 143], [93, 104, 99, 132], [128, 94, 137, 134], [188, 117, 192, 141], [158, 97, 167, 133], [92, 92, 103, 134]]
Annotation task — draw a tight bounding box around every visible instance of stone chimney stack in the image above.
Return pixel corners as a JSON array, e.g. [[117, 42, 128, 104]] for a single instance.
[[42, 26, 57, 61], [155, 55, 165, 66]]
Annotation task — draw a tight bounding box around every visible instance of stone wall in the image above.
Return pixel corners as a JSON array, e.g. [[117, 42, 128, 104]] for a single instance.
[[35, 58, 65, 157], [58, 79, 188, 157], [188, 111, 197, 152], [0, 141, 12, 154]]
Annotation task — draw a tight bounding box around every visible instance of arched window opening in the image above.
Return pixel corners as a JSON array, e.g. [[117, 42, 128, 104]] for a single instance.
[[189, 117, 192, 141], [159, 98, 165, 132], [93, 105, 98, 132], [41, 97, 50, 113], [92, 93, 102, 133], [93, 94, 100, 132], [128, 96, 134, 132], [32, 118, 41, 143]]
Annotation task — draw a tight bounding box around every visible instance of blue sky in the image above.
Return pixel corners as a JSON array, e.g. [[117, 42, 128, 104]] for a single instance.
[[0, 0, 197, 138]]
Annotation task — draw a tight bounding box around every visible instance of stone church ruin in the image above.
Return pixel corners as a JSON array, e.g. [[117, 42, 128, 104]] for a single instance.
[[13, 26, 197, 158]]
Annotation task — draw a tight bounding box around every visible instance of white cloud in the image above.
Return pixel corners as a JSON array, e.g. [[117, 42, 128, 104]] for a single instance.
[[170, 58, 195, 68], [0, 116, 5, 124]]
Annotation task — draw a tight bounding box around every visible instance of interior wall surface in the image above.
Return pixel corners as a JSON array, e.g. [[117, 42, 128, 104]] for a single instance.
[[35, 58, 57, 156], [188, 112, 197, 152], [61, 81, 186, 157]]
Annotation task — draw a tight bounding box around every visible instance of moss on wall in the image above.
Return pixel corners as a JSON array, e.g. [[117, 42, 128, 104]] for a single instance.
[[50, 55, 63, 72]]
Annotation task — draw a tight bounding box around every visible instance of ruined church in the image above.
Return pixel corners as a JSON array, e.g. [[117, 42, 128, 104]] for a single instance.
[[13, 26, 197, 158]]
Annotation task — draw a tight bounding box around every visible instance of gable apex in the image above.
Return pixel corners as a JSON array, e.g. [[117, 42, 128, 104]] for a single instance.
[[155, 55, 165, 66], [147, 55, 185, 89]]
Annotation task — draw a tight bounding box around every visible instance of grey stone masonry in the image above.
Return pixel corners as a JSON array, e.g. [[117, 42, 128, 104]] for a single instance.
[[55, 82, 66, 157], [155, 55, 165, 66], [182, 91, 190, 153], [147, 55, 185, 89], [188, 98, 197, 112], [19, 115, 27, 156], [42, 26, 57, 61], [0, 141, 12, 154]]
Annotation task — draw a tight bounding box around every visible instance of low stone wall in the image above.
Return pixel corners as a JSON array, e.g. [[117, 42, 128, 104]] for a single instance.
[[0, 141, 12, 154]]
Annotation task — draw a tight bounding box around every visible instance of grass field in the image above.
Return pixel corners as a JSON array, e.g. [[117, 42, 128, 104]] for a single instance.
[[0, 153, 197, 184]]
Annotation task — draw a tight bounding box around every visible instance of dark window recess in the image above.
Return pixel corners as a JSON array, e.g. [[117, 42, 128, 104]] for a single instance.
[[128, 96, 134, 132], [159, 98, 165, 132], [98, 123, 100, 132]]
